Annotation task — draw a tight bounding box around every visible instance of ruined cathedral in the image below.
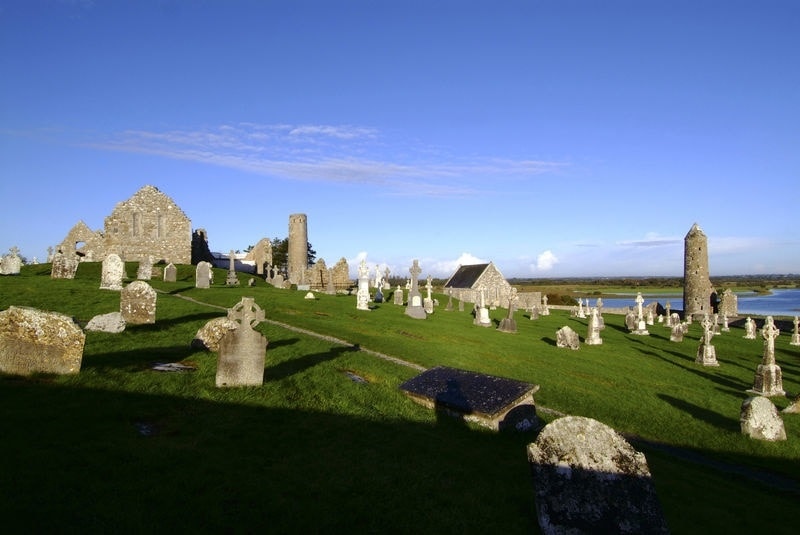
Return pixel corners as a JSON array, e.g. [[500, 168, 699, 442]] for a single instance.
[[57, 185, 192, 264]]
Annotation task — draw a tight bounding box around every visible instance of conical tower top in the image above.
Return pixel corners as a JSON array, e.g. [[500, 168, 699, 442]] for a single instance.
[[686, 223, 705, 239]]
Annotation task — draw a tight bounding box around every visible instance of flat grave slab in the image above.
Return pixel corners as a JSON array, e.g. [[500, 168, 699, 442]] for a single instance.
[[399, 366, 540, 431]]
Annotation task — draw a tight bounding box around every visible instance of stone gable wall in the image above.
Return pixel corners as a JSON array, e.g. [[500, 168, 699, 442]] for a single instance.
[[103, 186, 191, 264]]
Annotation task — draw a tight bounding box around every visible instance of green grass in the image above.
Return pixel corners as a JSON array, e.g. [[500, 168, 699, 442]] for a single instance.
[[1, 262, 799, 533]]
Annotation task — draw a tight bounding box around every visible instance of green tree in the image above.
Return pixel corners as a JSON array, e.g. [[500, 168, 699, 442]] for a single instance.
[[269, 237, 316, 274]]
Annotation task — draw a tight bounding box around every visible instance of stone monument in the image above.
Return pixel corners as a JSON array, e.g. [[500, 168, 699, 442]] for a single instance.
[[748, 316, 784, 396], [100, 253, 125, 290], [556, 326, 580, 350], [405, 259, 427, 319], [225, 250, 240, 286], [423, 275, 434, 314], [473, 286, 491, 327], [287, 213, 308, 285], [497, 288, 518, 333], [743, 317, 757, 339], [136, 255, 153, 280], [196, 261, 212, 289], [585, 307, 603, 345], [215, 297, 268, 387], [0, 306, 85, 376], [791, 316, 800, 346], [631, 292, 650, 335], [164, 262, 177, 282], [740, 396, 786, 441], [120, 281, 157, 325], [356, 259, 371, 311], [695, 314, 719, 366]]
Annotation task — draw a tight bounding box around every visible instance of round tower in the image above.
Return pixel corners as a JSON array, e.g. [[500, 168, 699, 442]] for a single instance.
[[287, 213, 308, 285], [683, 223, 712, 318]]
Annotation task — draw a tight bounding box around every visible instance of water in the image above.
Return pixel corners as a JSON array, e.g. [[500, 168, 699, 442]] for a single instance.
[[595, 288, 800, 317]]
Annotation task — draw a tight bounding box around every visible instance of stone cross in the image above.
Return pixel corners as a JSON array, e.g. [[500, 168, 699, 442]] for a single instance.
[[425, 275, 433, 300], [761, 316, 780, 366], [635, 292, 644, 321], [9, 246, 19, 257], [228, 296, 265, 328], [700, 314, 714, 345], [409, 260, 421, 293], [216, 297, 268, 387]]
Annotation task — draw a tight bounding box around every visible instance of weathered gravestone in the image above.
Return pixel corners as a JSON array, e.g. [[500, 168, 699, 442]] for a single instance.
[[225, 250, 240, 286], [585, 307, 603, 345], [556, 325, 580, 350], [670, 320, 688, 342], [191, 317, 239, 351], [0, 246, 22, 275], [747, 316, 784, 396], [136, 256, 154, 280], [356, 259, 371, 311], [120, 281, 157, 325], [783, 393, 800, 414], [163, 262, 177, 282], [527, 416, 670, 535], [791, 316, 800, 346], [85, 311, 126, 333], [196, 261, 212, 289], [50, 250, 78, 279], [399, 366, 539, 431], [740, 396, 786, 441], [393, 285, 404, 305], [0, 306, 85, 375], [100, 253, 125, 290], [215, 297, 268, 387], [497, 289, 518, 333], [695, 314, 719, 366]]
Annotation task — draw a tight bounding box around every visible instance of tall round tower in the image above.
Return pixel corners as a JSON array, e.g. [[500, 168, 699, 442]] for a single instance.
[[683, 223, 712, 318], [287, 213, 308, 285]]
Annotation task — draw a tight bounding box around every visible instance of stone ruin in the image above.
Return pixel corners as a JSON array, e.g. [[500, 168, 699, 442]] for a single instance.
[[527, 416, 669, 534], [58, 185, 192, 265], [0, 306, 85, 375]]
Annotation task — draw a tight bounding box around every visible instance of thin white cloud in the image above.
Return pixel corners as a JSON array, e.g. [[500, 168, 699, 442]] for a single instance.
[[616, 232, 681, 247], [80, 123, 566, 198]]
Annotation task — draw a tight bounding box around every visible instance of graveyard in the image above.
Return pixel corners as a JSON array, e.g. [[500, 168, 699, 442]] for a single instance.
[[1, 261, 799, 533]]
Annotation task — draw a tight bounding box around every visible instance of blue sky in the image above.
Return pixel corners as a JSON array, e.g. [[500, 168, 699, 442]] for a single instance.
[[1, 0, 798, 278]]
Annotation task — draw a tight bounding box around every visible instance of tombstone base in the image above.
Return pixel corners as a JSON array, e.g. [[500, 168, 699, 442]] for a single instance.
[[695, 344, 719, 366], [497, 317, 517, 333], [405, 305, 427, 319], [399, 366, 540, 431], [748, 364, 785, 397]]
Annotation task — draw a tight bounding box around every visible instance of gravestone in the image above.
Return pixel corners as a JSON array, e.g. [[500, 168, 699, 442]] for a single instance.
[[0, 306, 85, 375], [85, 311, 126, 333], [393, 285, 404, 305], [625, 309, 637, 331], [527, 416, 669, 535], [399, 366, 539, 431], [473, 286, 491, 327], [100, 253, 125, 290], [192, 317, 239, 351], [423, 275, 434, 314], [196, 261, 212, 289], [791, 316, 800, 346], [721, 313, 730, 332], [225, 250, 240, 286], [743, 317, 757, 339], [783, 394, 800, 414], [740, 396, 786, 441], [585, 307, 603, 345], [556, 325, 580, 350], [163, 262, 177, 282], [356, 259, 371, 311], [445, 290, 454, 311], [529, 304, 539, 320], [670, 320, 688, 342], [632, 292, 650, 335], [405, 259, 427, 319], [50, 250, 78, 279], [120, 281, 157, 324], [748, 316, 784, 396], [0, 246, 22, 275], [497, 288, 518, 333], [215, 297, 268, 387], [540, 294, 549, 315], [136, 256, 154, 280], [695, 314, 719, 366]]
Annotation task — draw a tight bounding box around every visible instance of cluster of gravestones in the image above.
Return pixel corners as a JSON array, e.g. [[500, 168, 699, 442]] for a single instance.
[[3, 256, 800, 533]]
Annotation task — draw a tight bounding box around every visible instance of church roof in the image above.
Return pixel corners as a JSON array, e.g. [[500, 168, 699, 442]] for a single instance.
[[444, 263, 491, 289]]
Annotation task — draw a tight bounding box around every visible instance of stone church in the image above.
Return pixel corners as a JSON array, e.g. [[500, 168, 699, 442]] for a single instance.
[[443, 262, 513, 306], [57, 185, 192, 264]]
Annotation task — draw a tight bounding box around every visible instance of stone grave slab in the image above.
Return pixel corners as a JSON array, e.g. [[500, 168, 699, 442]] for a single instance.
[[399, 366, 539, 431]]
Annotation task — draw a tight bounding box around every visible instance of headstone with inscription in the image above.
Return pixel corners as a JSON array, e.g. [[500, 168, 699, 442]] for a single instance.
[[120, 281, 157, 324], [0, 306, 85, 375], [164, 262, 177, 282], [405, 259, 427, 319], [100, 253, 125, 290]]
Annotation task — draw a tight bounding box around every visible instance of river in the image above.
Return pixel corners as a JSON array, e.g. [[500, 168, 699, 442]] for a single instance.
[[595, 288, 800, 317]]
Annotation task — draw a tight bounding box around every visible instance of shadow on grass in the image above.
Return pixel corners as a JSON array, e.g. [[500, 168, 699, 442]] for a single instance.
[[265, 345, 360, 382], [647, 350, 749, 396], [127, 311, 223, 331], [657, 394, 739, 433], [82, 346, 201, 370], [541, 337, 557, 347], [0, 380, 535, 533]]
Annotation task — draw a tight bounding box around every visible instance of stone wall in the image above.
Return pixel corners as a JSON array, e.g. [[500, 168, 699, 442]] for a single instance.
[[303, 257, 351, 291], [103, 185, 191, 264]]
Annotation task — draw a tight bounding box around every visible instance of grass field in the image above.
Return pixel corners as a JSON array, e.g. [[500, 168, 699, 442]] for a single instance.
[[1, 263, 798, 533]]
